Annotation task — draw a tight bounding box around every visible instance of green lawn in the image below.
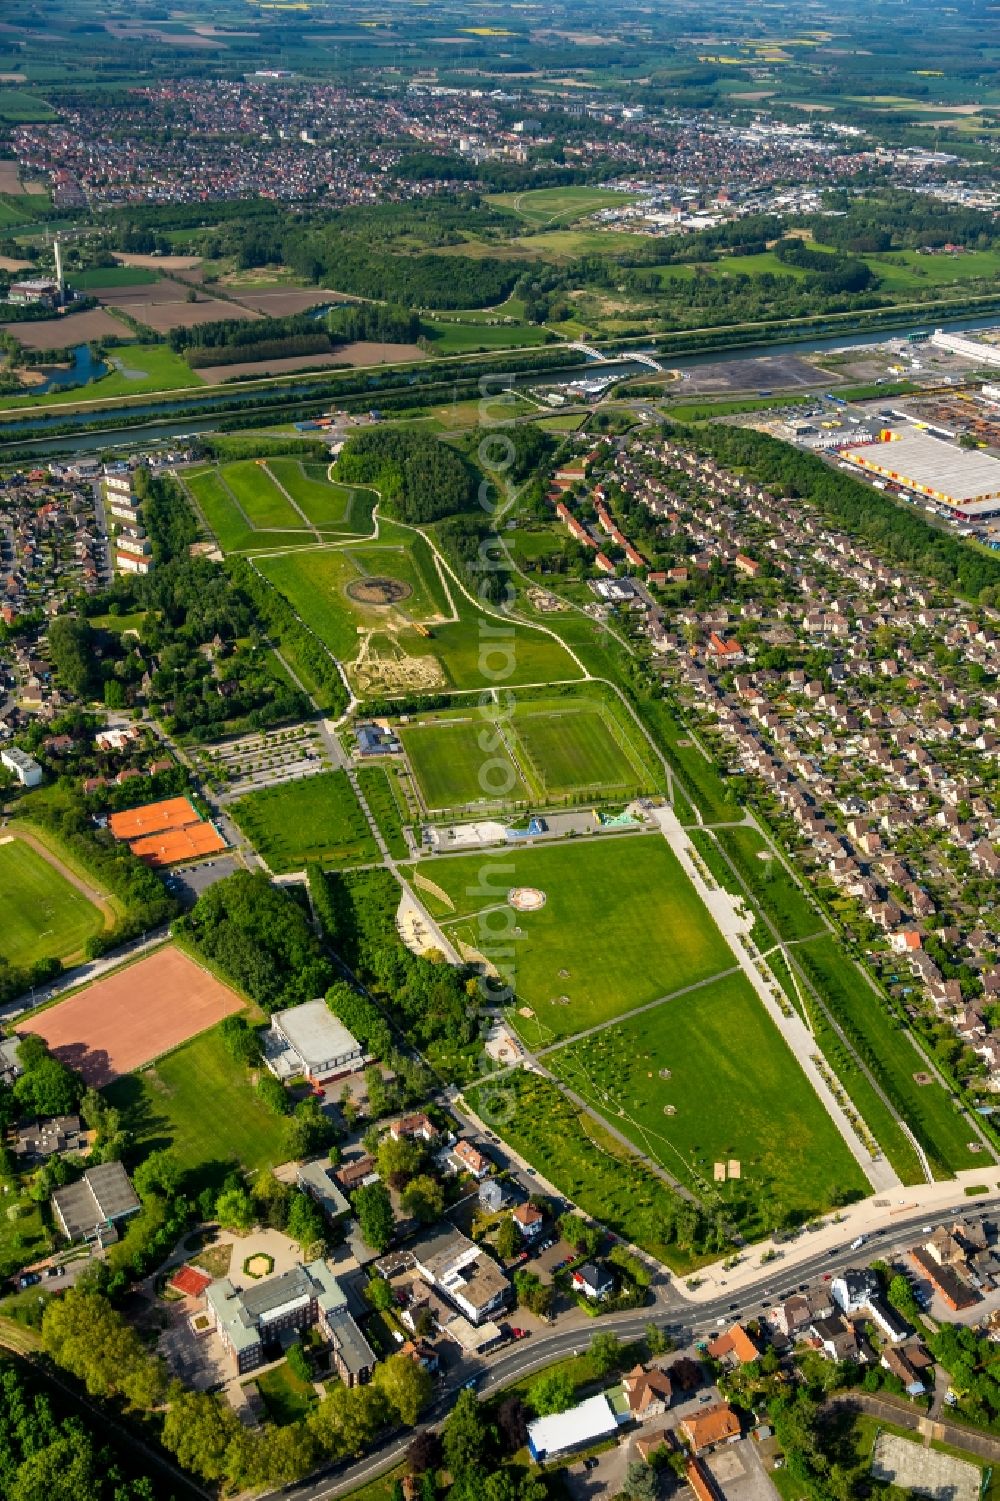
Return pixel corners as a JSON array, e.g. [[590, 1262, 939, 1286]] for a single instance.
[[219, 460, 310, 531], [412, 834, 733, 1046], [0, 88, 57, 122], [548, 971, 868, 1230], [229, 770, 379, 873], [399, 691, 660, 812], [265, 460, 362, 530], [103, 1026, 289, 1189], [257, 532, 450, 661], [512, 702, 651, 798], [466, 1070, 705, 1270], [355, 764, 409, 859], [692, 825, 821, 943], [0, 345, 198, 411], [0, 838, 105, 968], [185, 467, 315, 555], [400, 716, 528, 812], [252, 1360, 318, 1425]]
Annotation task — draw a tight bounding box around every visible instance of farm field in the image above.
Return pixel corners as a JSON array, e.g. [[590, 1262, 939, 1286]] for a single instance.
[[466, 1070, 705, 1270], [103, 1025, 290, 1189], [549, 971, 868, 1230], [0, 835, 105, 968], [17, 945, 245, 1087], [412, 834, 733, 1045], [229, 769, 379, 873]]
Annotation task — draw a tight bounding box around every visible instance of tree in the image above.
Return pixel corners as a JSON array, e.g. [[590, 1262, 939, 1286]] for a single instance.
[[495, 1215, 519, 1261], [442, 1389, 487, 1479], [374, 1353, 433, 1426], [495, 1395, 529, 1455], [286, 1190, 325, 1252], [528, 1368, 575, 1417], [401, 1174, 444, 1224], [13, 1051, 83, 1118], [645, 1321, 673, 1357], [589, 1331, 622, 1376], [161, 1387, 241, 1481], [284, 1096, 336, 1159], [215, 1187, 255, 1232], [622, 1459, 658, 1501], [366, 1276, 396, 1312], [407, 1429, 442, 1476], [132, 1149, 183, 1201], [377, 1134, 423, 1187], [353, 1182, 395, 1253]]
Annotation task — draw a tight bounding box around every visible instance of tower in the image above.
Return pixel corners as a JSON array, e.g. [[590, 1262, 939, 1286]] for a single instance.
[[53, 237, 64, 304]]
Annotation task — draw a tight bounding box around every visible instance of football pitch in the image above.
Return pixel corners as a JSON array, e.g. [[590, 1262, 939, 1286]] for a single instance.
[[411, 835, 733, 1044], [398, 691, 660, 812], [548, 971, 868, 1226], [0, 836, 105, 968]]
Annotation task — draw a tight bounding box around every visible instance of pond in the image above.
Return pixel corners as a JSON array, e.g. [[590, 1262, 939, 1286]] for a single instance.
[[31, 343, 108, 393]]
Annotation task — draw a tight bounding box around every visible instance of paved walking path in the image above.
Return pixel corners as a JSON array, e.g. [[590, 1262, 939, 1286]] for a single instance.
[[651, 804, 900, 1194]]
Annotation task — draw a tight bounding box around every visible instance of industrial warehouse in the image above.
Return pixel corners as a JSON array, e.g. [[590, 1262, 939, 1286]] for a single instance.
[[842, 429, 1000, 520]]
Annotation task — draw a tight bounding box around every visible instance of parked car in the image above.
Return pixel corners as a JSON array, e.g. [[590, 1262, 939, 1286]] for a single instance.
[[44, 1265, 64, 1279], [18, 1273, 40, 1289]]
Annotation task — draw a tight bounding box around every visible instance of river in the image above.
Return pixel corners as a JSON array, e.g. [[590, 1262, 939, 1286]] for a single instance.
[[4, 307, 999, 457]]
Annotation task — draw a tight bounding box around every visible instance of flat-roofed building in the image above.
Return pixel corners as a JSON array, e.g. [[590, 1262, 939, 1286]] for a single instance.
[[527, 1394, 619, 1462], [51, 1161, 140, 1244], [207, 1259, 374, 1383], [264, 999, 363, 1083], [842, 430, 1000, 518], [1, 747, 42, 787]]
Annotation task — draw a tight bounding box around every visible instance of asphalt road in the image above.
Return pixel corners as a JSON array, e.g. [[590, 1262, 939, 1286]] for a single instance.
[[270, 1193, 1000, 1500]]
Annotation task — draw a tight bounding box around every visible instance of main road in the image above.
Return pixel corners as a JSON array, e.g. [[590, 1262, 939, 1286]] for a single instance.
[[272, 1188, 1000, 1501]]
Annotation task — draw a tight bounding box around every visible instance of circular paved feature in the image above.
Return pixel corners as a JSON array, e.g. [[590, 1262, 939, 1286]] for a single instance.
[[508, 886, 547, 912]]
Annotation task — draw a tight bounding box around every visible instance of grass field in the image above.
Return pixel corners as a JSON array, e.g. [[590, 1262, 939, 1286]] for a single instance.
[[399, 690, 659, 812], [257, 533, 449, 660], [797, 935, 981, 1178], [487, 186, 637, 229], [692, 825, 821, 943], [254, 1360, 318, 1425], [412, 835, 733, 1045], [230, 770, 378, 873], [515, 703, 642, 796], [355, 764, 410, 859], [0, 837, 105, 967], [265, 460, 363, 530], [466, 1070, 705, 1270], [421, 319, 552, 354], [185, 467, 316, 555], [104, 1026, 290, 1189], [400, 717, 527, 811], [0, 344, 198, 411], [220, 459, 309, 531], [549, 971, 868, 1229]]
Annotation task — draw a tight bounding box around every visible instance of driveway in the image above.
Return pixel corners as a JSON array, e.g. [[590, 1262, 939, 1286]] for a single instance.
[[562, 1437, 631, 1500]]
